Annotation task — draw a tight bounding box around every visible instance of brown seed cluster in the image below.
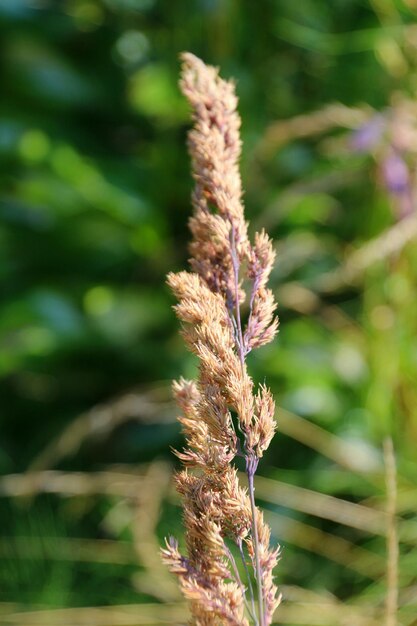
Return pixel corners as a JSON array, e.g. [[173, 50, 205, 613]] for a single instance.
[[162, 53, 281, 626]]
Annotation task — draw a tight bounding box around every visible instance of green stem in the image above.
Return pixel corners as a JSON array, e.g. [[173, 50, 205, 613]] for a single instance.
[[237, 538, 258, 625], [247, 461, 266, 626], [225, 542, 258, 624]]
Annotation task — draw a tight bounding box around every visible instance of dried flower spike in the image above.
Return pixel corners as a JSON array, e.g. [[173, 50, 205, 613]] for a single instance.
[[162, 52, 281, 626]]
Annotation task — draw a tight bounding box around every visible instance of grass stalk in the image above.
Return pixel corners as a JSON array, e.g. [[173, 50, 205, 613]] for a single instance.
[[247, 458, 265, 626]]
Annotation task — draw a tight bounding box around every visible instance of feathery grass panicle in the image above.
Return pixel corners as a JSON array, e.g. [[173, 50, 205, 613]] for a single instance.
[[162, 52, 280, 626]]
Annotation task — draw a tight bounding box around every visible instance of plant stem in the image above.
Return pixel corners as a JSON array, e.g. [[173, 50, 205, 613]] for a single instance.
[[225, 542, 258, 624], [247, 456, 266, 626], [237, 538, 258, 625], [230, 226, 245, 367], [230, 223, 265, 625]]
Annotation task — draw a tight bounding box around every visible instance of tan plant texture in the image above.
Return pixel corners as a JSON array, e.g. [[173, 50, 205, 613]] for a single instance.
[[162, 53, 281, 626]]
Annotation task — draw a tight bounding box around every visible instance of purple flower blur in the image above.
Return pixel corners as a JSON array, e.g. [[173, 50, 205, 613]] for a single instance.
[[350, 115, 385, 153], [382, 150, 410, 195]]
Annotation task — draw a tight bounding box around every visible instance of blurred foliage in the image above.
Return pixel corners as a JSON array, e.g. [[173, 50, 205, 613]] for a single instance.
[[1, 0, 417, 624]]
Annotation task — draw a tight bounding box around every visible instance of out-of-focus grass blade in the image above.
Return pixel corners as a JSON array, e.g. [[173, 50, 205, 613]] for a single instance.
[[266, 510, 385, 579], [0, 537, 136, 565], [253, 475, 386, 534]]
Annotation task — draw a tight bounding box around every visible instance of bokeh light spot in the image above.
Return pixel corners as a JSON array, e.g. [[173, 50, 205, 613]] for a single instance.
[[19, 129, 50, 162], [115, 30, 149, 64], [66, 1, 104, 31], [370, 305, 395, 330], [84, 286, 114, 316], [20, 327, 56, 355]]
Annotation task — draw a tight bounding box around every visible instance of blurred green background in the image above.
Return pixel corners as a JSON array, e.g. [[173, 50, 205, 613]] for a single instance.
[[1, 0, 417, 624]]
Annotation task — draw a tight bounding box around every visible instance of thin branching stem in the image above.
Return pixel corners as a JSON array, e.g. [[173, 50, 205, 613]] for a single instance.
[[224, 542, 258, 624], [230, 226, 245, 367], [247, 456, 265, 626], [237, 537, 258, 625], [230, 223, 266, 626]]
